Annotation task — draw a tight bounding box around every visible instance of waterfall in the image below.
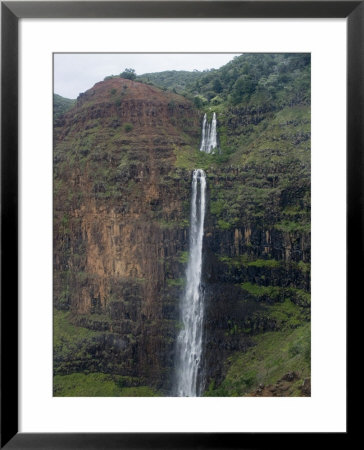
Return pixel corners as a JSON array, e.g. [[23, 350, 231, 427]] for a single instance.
[[200, 114, 208, 152], [200, 112, 218, 154], [175, 169, 206, 396]]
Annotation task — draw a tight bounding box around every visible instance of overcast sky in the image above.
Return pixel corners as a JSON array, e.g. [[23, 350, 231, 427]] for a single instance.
[[54, 53, 241, 99]]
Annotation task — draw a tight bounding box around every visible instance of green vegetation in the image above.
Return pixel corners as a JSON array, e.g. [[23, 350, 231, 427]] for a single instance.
[[241, 282, 310, 308], [54, 309, 162, 396], [120, 68, 136, 80], [138, 53, 310, 110], [123, 122, 133, 132], [54, 373, 160, 396], [177, 251, 189, 263], [53, 308, 116, 379], [205, 322, 310, 396], [297, 260, 310, 273], [247, 259, 281, 268], [136, 54, 311, 231], [166, 277, 185, 287], [206, 106, 310, 228], [275, 220, 310, 233], [53, 93, 76, 121], [288, 288, 311, 307], [54, 309, 100, 348], [53, 309, 103, 368], [137, 70, 202, 93], [241, 282, 283, 301], [268, 298, 309, 328], [218, 254, 287, 270]]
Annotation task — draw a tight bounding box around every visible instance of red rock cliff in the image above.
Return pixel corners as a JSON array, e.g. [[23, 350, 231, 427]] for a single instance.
[[54, 78, 199, 389]]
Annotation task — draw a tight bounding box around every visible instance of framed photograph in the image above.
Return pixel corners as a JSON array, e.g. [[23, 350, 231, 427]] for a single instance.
[[2, 1, 357, 448]]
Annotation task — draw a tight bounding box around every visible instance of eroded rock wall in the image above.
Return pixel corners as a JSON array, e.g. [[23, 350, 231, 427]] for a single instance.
[[54, 79, 199, 391]]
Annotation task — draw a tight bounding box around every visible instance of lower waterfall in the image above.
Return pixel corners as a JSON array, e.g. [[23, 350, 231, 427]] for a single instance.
[[175, 169, 207, 397]]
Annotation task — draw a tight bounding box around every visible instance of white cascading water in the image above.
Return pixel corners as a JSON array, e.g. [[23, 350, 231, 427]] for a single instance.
[[200, 114, 208, 152], [200, 112, 218, 154], [175, 169, 207, 396]]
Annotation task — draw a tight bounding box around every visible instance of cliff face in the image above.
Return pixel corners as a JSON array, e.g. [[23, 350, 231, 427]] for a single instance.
[[200, 101, 311, 394], [202, 209, 310, 391], [54, 78, 199, 391], [54, 75, 310, 396]]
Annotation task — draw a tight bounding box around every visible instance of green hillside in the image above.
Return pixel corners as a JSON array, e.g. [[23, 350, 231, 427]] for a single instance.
[[53, 93, 76, 121]]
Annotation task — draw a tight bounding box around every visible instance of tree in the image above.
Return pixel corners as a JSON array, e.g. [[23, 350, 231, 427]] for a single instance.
[[213, 78, 223, 94], [193, 96, 203, 108], [231, 75, 257, 104], [120, 68, 136, 80]]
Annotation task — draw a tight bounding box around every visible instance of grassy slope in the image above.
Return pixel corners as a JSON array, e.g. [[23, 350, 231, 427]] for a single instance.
[[54, 310, 160, 396], [204, 322, 310, 396], [173, 104, 310, 236], [54, 373, 160, 397], [53, 93, 76, 121]]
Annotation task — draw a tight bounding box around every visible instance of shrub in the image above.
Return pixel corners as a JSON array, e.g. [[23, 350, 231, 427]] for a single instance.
[[120, 68, 136, 80], [124, 123, 133, 133]]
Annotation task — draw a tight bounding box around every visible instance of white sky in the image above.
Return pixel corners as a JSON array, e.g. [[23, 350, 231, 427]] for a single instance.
[[54, 53, 241, 98]]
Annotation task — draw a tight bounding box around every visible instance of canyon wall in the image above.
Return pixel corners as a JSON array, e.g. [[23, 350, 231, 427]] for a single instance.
[[54, 77, 310, 396]]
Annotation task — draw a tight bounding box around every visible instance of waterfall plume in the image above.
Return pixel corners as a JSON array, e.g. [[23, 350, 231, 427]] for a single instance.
[[200, 113, 218, 154], [175, 169, 206, 397]]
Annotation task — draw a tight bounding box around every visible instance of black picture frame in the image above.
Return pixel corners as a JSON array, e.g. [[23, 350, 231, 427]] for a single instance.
[[1, 1, 358, 448]]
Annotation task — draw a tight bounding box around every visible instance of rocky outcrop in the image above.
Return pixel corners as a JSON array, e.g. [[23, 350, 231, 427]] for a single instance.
[[249, 372, 311, 397]]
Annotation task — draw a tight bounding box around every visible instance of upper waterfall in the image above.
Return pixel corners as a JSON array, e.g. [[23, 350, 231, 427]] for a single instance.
[[200, 113, 218, 154]]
